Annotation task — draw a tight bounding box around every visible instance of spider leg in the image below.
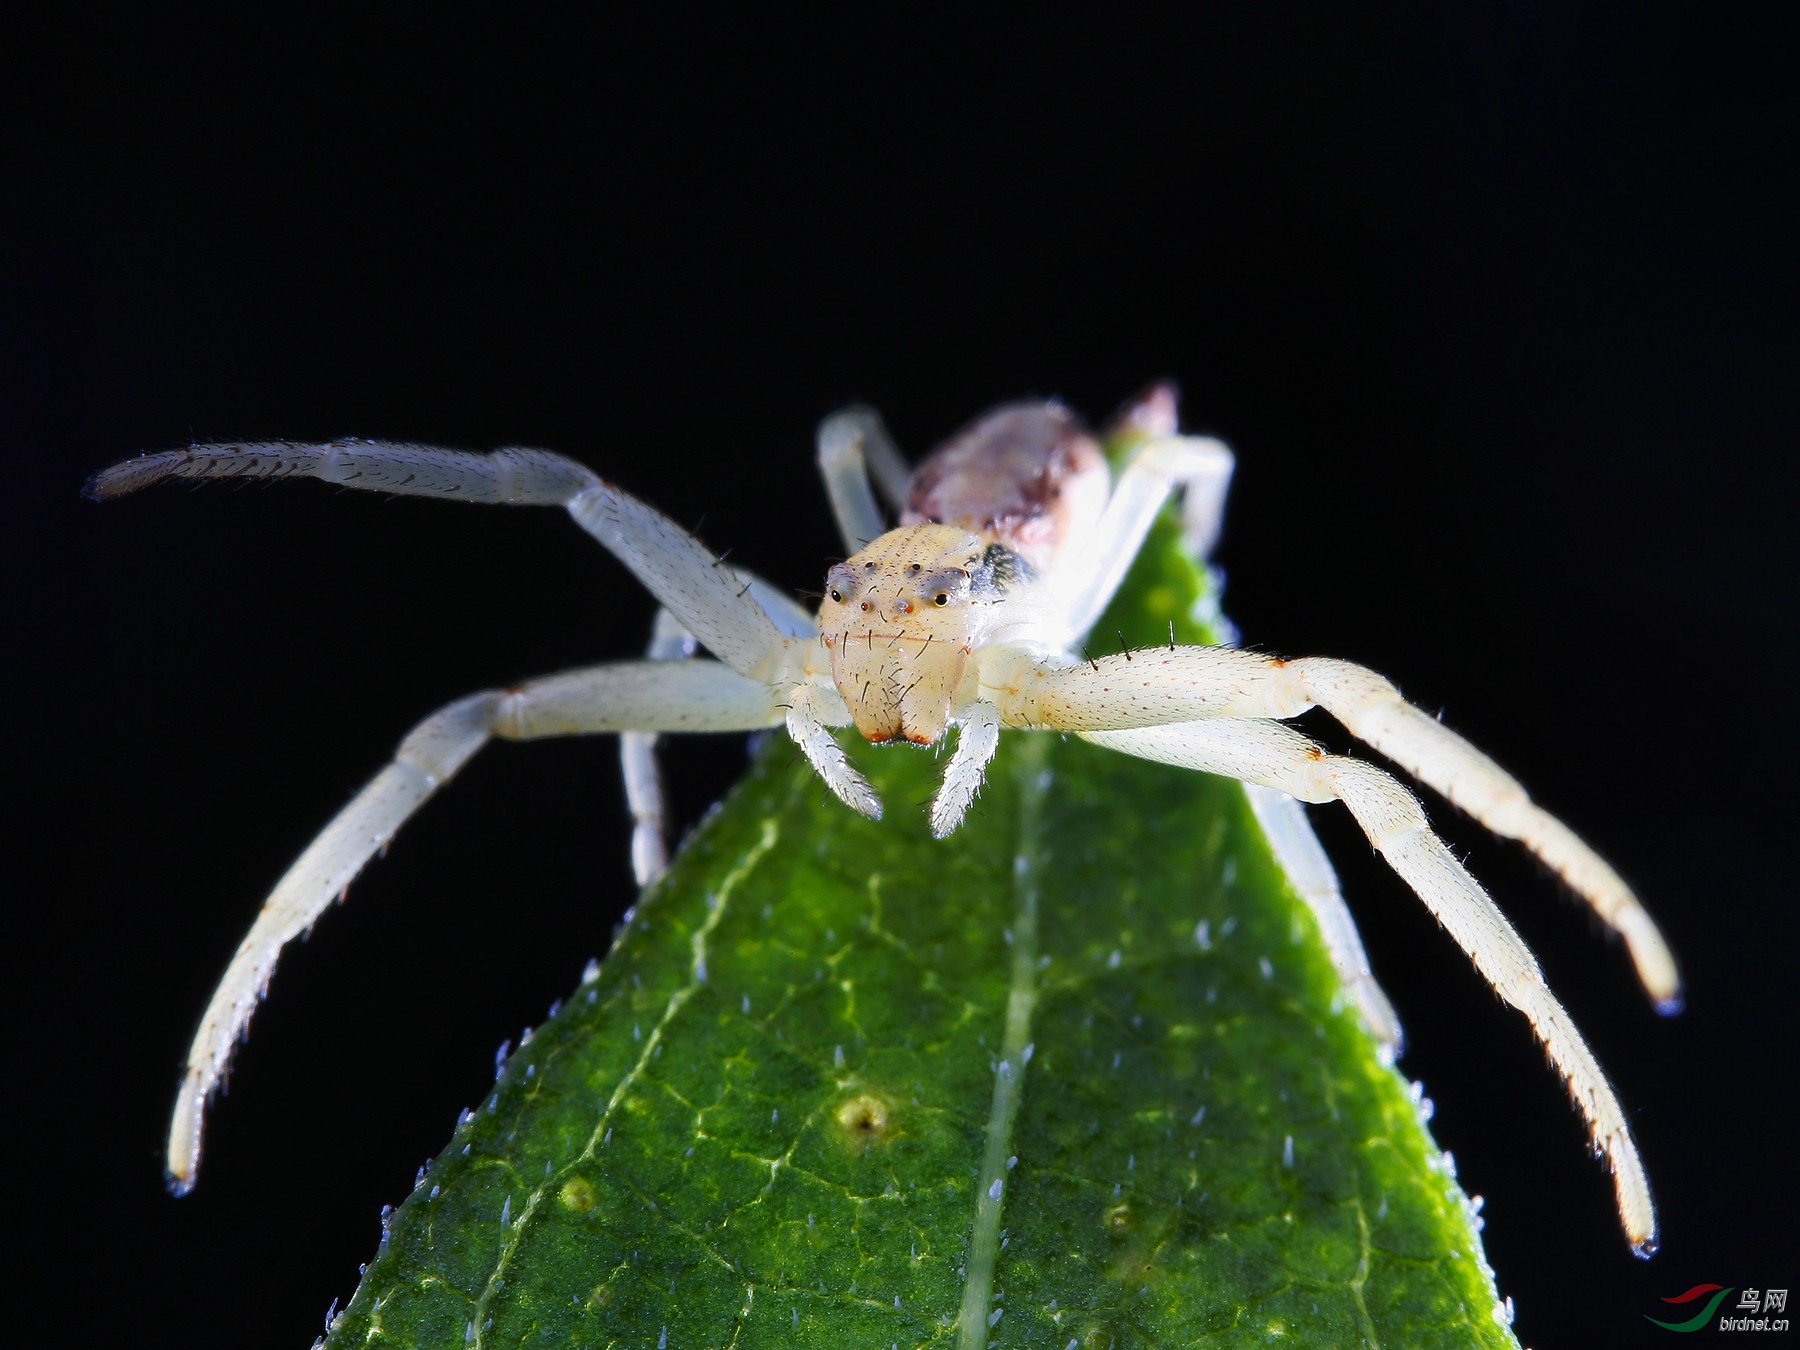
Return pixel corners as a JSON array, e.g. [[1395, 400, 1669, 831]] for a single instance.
[[1240, 784, 1404, 1058], [564, 483, 789, 679], [166, 658, 783, 1195], [84, 438, 601, 504], [620, 609, 699, 887], [816, 406, 910, 553], [1084, 716, 1658, 1255], [784, 681, 882, 820], [621, 580, 819, 887], [996, 643, 1680, 1011], [1276, 656, 1680, 1011], [929, 702, 1002, 838], [1050, 434, 1234, 637], [1274, 662, 1677, 1008], [88, 440, 792, 682]]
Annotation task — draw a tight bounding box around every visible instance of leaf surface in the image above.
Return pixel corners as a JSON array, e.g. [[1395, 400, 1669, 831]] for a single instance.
[[323, 512, 1516, 1349]]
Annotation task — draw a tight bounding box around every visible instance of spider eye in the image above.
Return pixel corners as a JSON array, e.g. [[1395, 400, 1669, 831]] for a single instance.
[[829, 589, 843, 603], [860, 601, 871, 612], [934, 593, 949, 606]]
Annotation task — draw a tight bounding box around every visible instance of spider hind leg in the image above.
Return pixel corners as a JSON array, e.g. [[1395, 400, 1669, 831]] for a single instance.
[[1084, 716, 1658, 1254]]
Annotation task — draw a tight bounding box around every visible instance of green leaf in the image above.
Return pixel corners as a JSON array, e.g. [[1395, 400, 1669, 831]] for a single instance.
[[323, 511, 1517, 1350]]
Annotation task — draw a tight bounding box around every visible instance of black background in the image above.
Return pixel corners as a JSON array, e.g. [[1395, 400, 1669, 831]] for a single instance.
[[4, 6, 1796, 1347]]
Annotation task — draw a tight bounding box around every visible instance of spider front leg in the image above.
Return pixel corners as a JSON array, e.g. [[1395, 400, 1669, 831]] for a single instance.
[[1083, 716, 1658, 1255], [165, 658, 785, 1194], [996, 643, 1681, 1011], [1273, 656, 1681, 1011], [90, 439, 793, 682]]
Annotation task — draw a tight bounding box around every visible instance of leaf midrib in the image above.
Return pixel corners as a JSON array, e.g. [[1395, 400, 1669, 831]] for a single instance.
[[954, 732, 1049, 1350]]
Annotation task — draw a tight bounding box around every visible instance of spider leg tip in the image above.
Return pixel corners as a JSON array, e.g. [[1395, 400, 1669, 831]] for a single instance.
[[1653, 994, 1685, 1018]]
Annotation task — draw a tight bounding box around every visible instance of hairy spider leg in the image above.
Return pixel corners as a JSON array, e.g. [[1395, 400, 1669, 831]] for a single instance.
[[784, 681, 880, 818], [86, 439, 797, 682], [164, 659, 784, 1192], [565, 480, 789, 679], [1272, 658, 1681, 1011], [929, 702, 1002, 838], [1084, 716, 1657, 1255], [992, 643, 1680, 1009], [84, 439, 599, 505]]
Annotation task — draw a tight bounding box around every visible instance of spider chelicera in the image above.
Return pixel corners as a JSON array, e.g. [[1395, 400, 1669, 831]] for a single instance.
[[88, 383, 1675, 1255]]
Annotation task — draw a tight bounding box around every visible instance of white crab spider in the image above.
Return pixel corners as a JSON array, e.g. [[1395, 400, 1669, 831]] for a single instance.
[[87, 384, 1677, 1257]]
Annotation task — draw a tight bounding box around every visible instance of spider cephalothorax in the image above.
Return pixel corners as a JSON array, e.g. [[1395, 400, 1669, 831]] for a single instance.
[[88, 383, 1676, 1257], [822, 526, 1031, 745]]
